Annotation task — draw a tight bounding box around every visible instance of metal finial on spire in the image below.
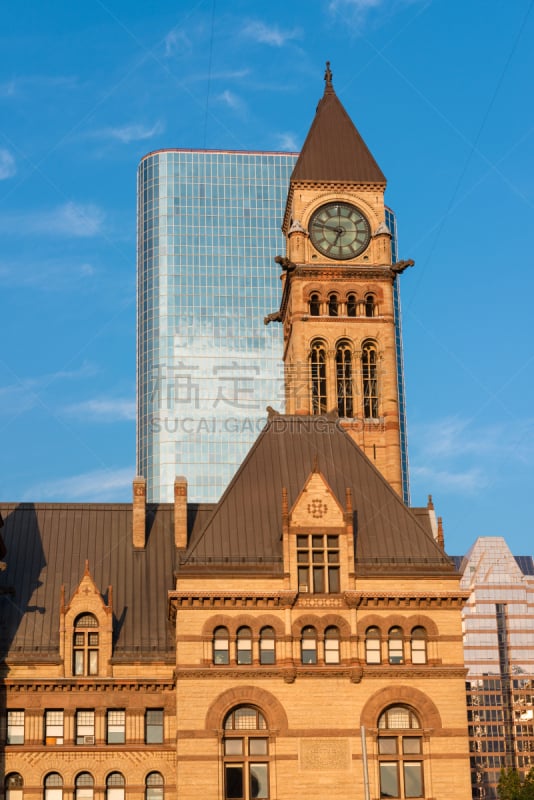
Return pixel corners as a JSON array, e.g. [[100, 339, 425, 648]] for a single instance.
[[324, 61, 333, 89]]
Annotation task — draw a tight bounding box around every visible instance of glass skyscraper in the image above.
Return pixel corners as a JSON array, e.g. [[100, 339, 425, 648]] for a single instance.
[[455, 539, 534, 799], [137, 149, 298, 502]]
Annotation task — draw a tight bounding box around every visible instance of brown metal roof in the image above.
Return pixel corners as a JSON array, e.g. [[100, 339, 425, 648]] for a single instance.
[[290, 74, 386, 185], [180, 416, 454, 576], [0, 502, 187, 660]]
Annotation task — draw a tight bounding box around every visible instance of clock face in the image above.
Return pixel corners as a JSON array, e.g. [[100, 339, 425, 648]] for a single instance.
[[308, 202, 371, 260]]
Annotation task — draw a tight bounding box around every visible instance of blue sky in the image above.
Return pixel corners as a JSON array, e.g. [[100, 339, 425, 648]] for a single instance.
[[1, 0, 533, 556]]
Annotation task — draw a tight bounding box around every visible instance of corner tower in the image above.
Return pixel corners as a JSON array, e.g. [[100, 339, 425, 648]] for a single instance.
[[274, 64, 412, 497]]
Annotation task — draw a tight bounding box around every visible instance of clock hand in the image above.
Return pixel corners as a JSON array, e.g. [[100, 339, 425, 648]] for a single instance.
[[312, 222, 345, 233]]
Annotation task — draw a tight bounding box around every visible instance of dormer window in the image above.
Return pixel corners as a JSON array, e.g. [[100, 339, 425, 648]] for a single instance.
[[73, 613, 99, 676]]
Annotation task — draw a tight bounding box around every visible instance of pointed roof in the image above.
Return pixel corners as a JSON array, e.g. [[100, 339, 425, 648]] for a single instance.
[[180, 416, 455, 577], [290, 62, 386, 185]]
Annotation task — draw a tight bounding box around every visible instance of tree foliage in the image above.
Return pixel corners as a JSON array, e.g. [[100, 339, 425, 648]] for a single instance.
[[498, 768, 534, 800]]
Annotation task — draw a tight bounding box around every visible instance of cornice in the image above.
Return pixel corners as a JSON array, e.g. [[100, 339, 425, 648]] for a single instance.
[[353, 592, 469, 609], [168, 590, 467, 616], [296, 315, 394, 324], [4, 679, 176, 693], [362, 665, 468, 679], [168, 591, 298, 620], [295, 266, 394, 281], [175, 665, 364, 683]]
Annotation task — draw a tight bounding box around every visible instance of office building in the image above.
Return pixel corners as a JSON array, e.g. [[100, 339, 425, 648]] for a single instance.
[[137, 149, 297, 503], [455, 538, 534, 799]]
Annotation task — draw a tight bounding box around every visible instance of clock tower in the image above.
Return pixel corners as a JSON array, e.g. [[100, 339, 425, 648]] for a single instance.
[[270, 63, 412, 497]]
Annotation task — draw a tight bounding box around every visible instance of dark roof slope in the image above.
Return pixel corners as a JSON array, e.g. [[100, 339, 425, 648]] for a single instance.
[[291, 72, 386, 185], [0, 502, 180, 660], [181, 416, 454, 576]]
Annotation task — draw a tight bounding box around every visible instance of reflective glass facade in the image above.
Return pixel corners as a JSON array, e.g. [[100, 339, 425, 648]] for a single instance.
[[456, 538, 534, 799], [137, 150, 297, 502]]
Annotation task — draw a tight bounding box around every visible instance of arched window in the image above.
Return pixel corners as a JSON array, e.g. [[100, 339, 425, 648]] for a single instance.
[[146, 773, 164, 800], [365, 626, 381, 664], [309, 293, 321, 316], [310, 341, 327, 415], [259, 627, 275, 665], [301, 626, 317, 665], [106, 774, 125, 800], [324, 626, 340, 664], [236, 627, 252, 665], [362, 341, 379, 419], [5, 774, 23, 800], [73, 613, 99, 676], [336, 341, 353, 418], [378, 706, 423, 798], [75, 774, 94, 800], [347, 293, 357, 317], [328, 294, 339, 316], [410, 628, 427, 665], [213, 626, 230, 665], [388, 627, 404, 665], [365, 293, 376, 317], [44, 773, 62, 800], [223, 706, 269, 800]]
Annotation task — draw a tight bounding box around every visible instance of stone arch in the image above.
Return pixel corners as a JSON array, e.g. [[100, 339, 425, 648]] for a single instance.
[[205, 686, 288, 735], [291, 614, 323, 637], [317, 614, 351, 638], [255, 615, 285, 638], [405, 615, 439, 638], [360, 685, 442, 731]]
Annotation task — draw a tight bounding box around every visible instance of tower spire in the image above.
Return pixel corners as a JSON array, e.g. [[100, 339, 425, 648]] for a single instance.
[[324, 61, 333, 92]]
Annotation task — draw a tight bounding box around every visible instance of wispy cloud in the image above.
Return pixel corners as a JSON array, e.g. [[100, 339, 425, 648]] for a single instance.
[[163, 28, 192, 58], [275, 132, 299, 151], [0, 149, 16, 179], [63, 397, 136, 423], [241, 20, 301, 47], [23, 466, 134, 502], [0, 363, 98, 416], [409, 415, 534, 496], [0, 258, 95, 290], [0, 202, 105, 238], [327, 0, 423, 27], [217, 90, 245, 113], [88, 120, 165, 144], [0, 74, 78, 97], [411, 464, 488, 494]]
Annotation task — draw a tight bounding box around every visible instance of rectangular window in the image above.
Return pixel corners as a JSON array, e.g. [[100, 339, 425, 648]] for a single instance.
[[296, 534, 340, 594], [146, 709, 164, 744], [7, 710, 24, 744], [107, 710, 126, 744], [380, 762, 399, 798], [76, 709, 95, 745], [403, 762, 423, 797], [45, 710, 64, 745], [225, 765, 243, 799], [74, 648, 84, 676], [250, 764, 268, 799]]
